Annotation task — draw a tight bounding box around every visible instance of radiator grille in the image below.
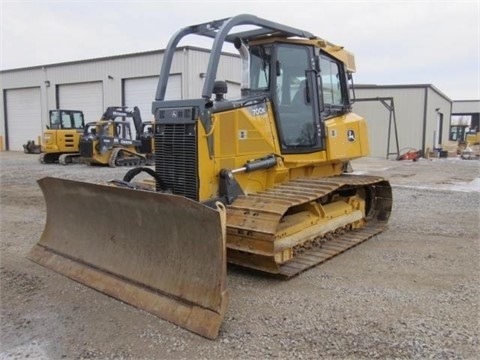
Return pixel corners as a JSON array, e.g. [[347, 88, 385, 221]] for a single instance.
[[155, 123, 198, 200]]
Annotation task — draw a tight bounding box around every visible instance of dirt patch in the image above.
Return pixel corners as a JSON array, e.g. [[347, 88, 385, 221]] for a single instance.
[[1, 152, 479, 359]]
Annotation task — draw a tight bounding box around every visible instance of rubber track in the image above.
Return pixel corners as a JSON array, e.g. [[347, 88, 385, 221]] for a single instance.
[[59, 153, 81, 165], [108, 147, 146, 167]]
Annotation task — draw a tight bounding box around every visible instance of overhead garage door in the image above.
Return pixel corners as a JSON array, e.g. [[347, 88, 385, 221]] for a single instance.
[[58, 82, 104, 123], [124, 75, 181, 138], [5, 87, 42, 151], [124, 75, 182, 122]]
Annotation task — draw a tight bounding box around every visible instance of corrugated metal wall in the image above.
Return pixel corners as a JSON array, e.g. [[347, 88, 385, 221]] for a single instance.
[[1, 48, 455, 156], [424, 87, 452, 152], [0, 47, 241, 150], [452, 100, 480, 114], [185, 49, 241, 99], [352, 85, 451, 157], [353, 87, 425, 158]]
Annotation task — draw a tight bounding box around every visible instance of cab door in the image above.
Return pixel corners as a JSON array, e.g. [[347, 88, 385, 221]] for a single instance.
[[273, 44, 323, 153]]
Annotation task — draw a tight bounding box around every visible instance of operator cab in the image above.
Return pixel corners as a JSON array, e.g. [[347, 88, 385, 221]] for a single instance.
[[245, 42, 351, 153], [49, 110, 85, 130]]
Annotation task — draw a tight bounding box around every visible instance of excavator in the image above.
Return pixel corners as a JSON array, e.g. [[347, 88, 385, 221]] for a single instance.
[[28, 15, 392, 339], [39, 109, 85, 164], [79, 106, 150, 166]]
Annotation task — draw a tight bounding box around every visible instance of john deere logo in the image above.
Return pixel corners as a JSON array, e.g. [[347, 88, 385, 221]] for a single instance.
[[347, 129, 355, 142]]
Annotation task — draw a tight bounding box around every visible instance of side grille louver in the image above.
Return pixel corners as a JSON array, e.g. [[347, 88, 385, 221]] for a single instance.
[[65, 134, 74, 147]]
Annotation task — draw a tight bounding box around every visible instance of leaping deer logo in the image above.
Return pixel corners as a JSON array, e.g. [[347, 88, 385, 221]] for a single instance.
[[347, 130, 355, 142]]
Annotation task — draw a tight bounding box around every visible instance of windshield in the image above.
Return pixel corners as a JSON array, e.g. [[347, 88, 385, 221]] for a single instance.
[[50, 111, 84, 129]]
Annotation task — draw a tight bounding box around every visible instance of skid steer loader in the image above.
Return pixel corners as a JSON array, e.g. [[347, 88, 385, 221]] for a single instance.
[[39, 109, 85, 164], [79, 106, 149, 166], [29, 14, 392, 339]]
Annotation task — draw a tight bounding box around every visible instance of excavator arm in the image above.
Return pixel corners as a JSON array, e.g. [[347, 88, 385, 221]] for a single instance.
[[101, 106, 144, 134]]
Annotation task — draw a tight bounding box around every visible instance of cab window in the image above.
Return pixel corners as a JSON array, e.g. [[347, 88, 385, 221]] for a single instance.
[[320, 56, 344, 106], [249, 45, 271, 90], [274, 44, 318, 149]]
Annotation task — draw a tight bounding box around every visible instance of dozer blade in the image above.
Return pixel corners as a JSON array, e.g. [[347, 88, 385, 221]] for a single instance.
[[28, 177, 228, 339]]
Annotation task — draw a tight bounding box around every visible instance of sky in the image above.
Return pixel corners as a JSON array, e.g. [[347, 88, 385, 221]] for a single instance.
[[1, 0, 479, 100]]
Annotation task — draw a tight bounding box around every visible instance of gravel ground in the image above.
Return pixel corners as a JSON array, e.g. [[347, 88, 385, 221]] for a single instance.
[[1, 152, 479, 359]]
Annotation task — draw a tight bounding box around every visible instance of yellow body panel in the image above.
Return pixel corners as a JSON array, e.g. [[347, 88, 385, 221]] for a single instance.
[[42, 129, 82, 154], [251, 37, 356, 73], [87, 149, 111, 165], [197, 101, 370, 202], [324, 113, 370, 160], [465, 131, 480, 146]]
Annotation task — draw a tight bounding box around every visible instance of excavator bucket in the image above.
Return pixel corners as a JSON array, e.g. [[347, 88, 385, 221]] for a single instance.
[[28, 177, 228, 339]]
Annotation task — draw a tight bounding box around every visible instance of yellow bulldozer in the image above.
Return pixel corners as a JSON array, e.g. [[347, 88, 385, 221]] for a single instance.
[[79, 106, 150, 166], [39, 109, 85, 164], [29, 15, 392, 339]]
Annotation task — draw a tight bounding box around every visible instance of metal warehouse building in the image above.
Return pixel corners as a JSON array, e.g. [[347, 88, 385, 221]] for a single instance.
[[352, 84, 453, 158], [449, 100, 480, 142], [0, 47, 241, 151], [1, 47, 478, 157]]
